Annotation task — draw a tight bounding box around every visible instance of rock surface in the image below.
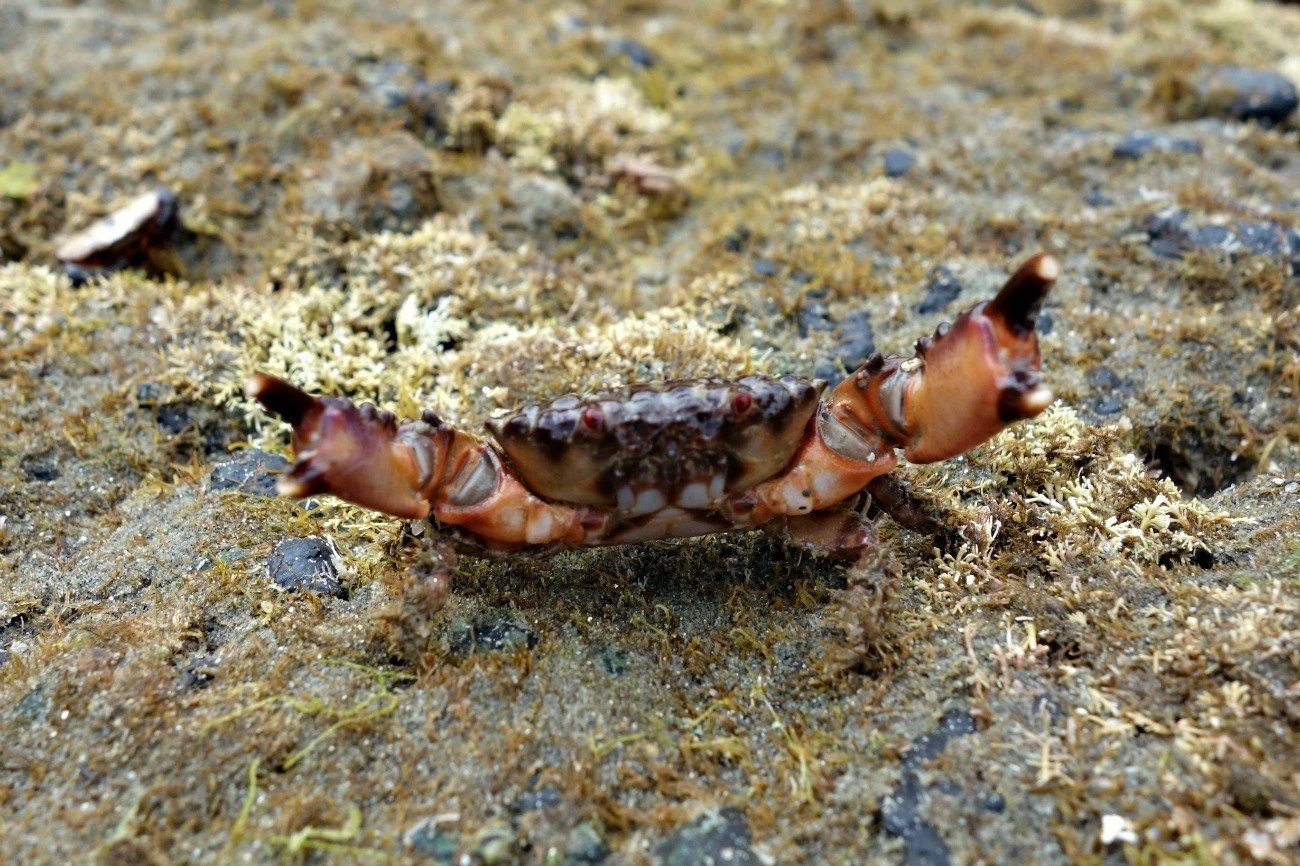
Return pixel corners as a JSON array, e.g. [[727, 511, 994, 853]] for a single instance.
[[1, 2, 1299, 864]]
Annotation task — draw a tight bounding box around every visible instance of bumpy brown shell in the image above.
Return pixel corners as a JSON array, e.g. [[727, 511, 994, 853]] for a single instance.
[[486, 375, 823, 514]]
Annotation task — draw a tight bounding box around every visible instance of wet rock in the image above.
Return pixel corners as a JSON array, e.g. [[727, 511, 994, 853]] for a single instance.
[[405, 819, 459, 864], [883, 148, 917, 178], [21, 452, 58, 482], [267, 537, 346, 598], [304, 132, 439, 232], [563, 822, 609, 865], [880, 709, 978, 866], [55, 188, 180, 286], [652, 807, 759, 866], [916, 268, 963, 314], [983, 794, 1006, 813], [501, 173, 581, 240], [1113, 131, 1202, 160], [449, 613, 538, 655], [1193, 66, 1298, 127], [210, 450, 289, 497]]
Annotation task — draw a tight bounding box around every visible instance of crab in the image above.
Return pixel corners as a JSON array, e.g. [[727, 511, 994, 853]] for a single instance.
[[247, 253, 1059, 606]]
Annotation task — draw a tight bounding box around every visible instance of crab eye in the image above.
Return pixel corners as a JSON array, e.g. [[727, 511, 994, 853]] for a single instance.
[[731, 392, 753, 414], [581, 406, 605, 433]]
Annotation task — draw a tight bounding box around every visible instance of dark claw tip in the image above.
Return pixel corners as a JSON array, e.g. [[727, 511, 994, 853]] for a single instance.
[[246, 373, 319, 427], [991, 253, 1059, 334]]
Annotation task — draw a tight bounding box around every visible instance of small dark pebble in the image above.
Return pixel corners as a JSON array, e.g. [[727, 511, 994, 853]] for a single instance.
[[597, 645, 630, 676], [916, 267, 963, 314], [181, 656, 218, 690], [514, 786, 562, 812], [267, 537, 347, 598], [751, 258, 778, 277], [1196, 65, 1298, 127], [1113, 131, 1202, 160], [983, 794, 1006, 813], [1088, 366, 1123, 390], [21, 453, 58, 482], [135, 381, 165, 407], [210, 450, 290, 497], [652, 807, 759, 866], [155, 403, 192, 435], [724, 225, 751, 252], [1036, 312, 1054, 335], [607, 37, 657, 68], [1083, 188, 1114, 207], [405, 819, 459, 864], [449, 614, 538, 655], [1094, 394, 1124, 415], [796, 299, 834, 336], [883, 148, 917, 178]]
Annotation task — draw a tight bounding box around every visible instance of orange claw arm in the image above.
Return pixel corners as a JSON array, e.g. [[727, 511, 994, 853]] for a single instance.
[[245, 373, 457, 520], [834, 252, 1058, 464]]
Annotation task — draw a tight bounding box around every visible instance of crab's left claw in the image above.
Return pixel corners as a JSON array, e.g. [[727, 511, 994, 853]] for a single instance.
[[246, 373, 437, 520]]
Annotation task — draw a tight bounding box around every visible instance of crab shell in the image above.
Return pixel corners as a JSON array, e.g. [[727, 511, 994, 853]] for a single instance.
[[485, 375, 823, 516]]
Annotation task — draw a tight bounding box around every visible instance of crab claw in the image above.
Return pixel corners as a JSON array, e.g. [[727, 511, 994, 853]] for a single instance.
[[901, 253, 1057, 462], [987, 252, 1059, 337], [245, 373, 434, 519]]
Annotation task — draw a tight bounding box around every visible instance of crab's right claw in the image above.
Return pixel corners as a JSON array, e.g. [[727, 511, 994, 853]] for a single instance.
[[895, 252, 1059, 464], [245, 373, 433, 520]]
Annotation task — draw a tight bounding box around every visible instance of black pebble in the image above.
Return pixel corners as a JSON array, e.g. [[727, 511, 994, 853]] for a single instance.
[[608, 38, 657, 68], [22, 453, 58, 482], [1093, 394, 1124, 416], [916, 268, 963, 314], [883, 148, 916, 178], [267, 537, 347, 598], [1113, 131, 1202, 160], [1201, 66, 1299, 126]]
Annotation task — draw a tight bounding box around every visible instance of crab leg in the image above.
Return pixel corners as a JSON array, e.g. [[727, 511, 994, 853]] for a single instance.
[[246, 374, 599, 546]]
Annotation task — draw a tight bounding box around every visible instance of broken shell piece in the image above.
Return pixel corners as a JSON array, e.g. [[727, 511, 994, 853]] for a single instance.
[[56, 188, 180, 285]]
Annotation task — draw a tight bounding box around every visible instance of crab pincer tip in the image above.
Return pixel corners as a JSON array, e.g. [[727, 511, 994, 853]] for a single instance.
[[245, 372, 318, 428], [991, 253, 1059, 334]]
